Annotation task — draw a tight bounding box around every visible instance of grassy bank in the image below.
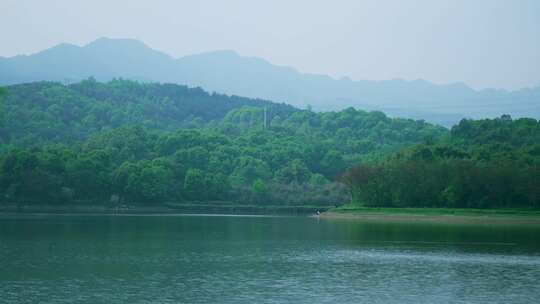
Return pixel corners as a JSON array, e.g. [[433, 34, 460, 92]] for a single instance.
[[321, 205, 540, 225]]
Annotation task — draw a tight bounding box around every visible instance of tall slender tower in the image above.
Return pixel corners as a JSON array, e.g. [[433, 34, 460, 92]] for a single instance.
[[263, 106, 267, 130]]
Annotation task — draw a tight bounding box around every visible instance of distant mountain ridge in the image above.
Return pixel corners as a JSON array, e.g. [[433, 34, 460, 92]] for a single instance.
[[1, 37, 539, 126]]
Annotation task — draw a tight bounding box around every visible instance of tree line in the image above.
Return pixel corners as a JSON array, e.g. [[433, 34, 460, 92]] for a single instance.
[[341, 116, 540, 209], [0, 80, 445, 206]]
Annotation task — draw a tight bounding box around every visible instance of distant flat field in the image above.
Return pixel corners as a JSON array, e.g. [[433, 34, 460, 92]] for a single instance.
[[321, 207, 540, 225]]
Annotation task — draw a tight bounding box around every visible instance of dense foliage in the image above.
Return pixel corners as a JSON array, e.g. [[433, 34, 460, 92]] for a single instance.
[[0, 80, 445, 206], [342, 116, 540, 209], [0, 78, 295, 145]]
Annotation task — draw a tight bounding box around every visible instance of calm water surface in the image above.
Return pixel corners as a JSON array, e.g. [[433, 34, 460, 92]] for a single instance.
[[1, 214, 539, 303]]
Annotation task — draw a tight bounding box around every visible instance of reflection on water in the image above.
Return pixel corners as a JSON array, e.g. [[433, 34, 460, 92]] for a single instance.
[[0, 214, 539, 303]]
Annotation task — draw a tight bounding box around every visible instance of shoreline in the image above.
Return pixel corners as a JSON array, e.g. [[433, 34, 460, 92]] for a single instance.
[[320, 208, 540, 226], [3, 204, 540, 225], [0, 204, 329, 216]]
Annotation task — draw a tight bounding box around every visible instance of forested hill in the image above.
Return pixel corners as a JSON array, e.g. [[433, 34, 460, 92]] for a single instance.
[[342, 116, 540, 209], [0, 79, 295, 145], [0, 80, 445, 206]]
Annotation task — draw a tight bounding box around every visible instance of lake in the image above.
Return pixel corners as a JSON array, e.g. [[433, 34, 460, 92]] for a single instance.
[[1, 214, 539, 303]]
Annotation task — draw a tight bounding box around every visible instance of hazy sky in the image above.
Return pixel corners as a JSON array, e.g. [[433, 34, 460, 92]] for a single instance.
[[2, 0, 539, 90]]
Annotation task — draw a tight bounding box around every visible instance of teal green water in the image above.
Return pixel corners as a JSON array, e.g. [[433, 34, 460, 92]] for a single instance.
[[1, 214, 539, 304]]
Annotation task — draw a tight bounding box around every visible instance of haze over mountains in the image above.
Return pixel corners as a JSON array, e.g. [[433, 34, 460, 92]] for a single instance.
[[1, 37, 539, 127]]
